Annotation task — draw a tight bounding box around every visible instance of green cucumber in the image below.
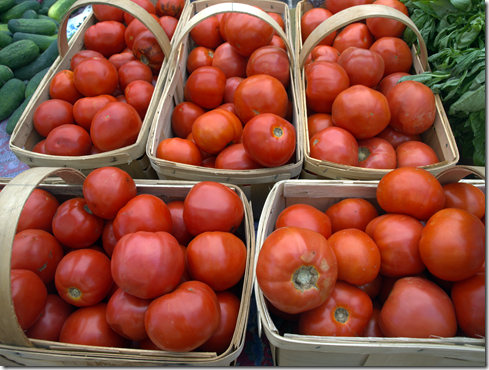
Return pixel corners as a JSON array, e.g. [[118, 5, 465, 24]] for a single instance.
[[21, 8, 38, 18], [0, 64, 13, 88], [40, 0, 57, 10], [0, 0, 41, 23], [6, 93, 30, 134], [25, 66, 49, 98], [0, 30, 12, 37], [47, 0, 76, 22], [37, 6, 48, 14], [13, 36, 58, 80], [0, 0, 15, 13], [0, 78, 25, 121], [0, 30, 12, 47], [8, 18, 57, 35], [14, 0, 34, 4], [12, 32, 56, 52], [0, 39, 39, 69], [0, 23, 8, 32], [38, 14, 59, 27]]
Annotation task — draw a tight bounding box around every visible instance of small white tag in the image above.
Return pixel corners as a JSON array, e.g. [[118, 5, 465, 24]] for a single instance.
[[66, 5, 93, 38]]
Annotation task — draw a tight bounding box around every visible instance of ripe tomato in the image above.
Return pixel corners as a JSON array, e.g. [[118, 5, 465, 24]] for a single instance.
[[325, 198, 379, 233], [270, 35, 286, 50], [419, 208, 485, 281], [49, 70, 83, 105], [92, 4, 124, 22], [224, 13, 274, 57], [102, 219, 117, 257], [376, 72, 411, 96], [155, 0, 185, 18], [190, 15, 224, 49], [298, 280, 373, 337], [185, 66, 227, 109], [242, 113, 296, 167], [59, 303, 129, 347], [328, 229, 381, 285], [442, 182, 485, 219], [118, 60, 153, 90], [332, 23, 374, 53], [275, 203, 332, 239], [366, 0, 409, 38], [90, 102, 143, 152], [218, 12, 230, 41], [167, 200, 193, 246], [112, 194, 173, 240], [301, 8, 336, 45], [256, 226, 338, 314], [215, 142, 263, 170], [108, 52, 137, 72], [133, 30, 165, 73], [370, 37, 413, 77], [159, 15, 178, 41], [325, 0, 374, 13], [73, 57, 119, 97], [356, 273, 383, 299], [70, 50, 106, 71], [52, 197, 105, 249], [124, 14, 159, 50], [337, 47, 385, 88], [307, 113, 334, 139], [145, 281, 221, 352], [267, 11, 285, 35], [171, 101, 205, 138], [125, 79, 154, 120], [32, 139, 46, 154], [187, 46, 214, 75], [124, 0, 156, 25], [55, 249, 113, 307], [11, 269, 48, 331], [377, 167, 445, 220], [33, 99, 74, 137], [378, 276, 457, 337], [304, 45, 340, 67], [357, 137, 397, 169], [155, 137, 202, 166], [309, 126, 358, 166], [73, 95, 118, 132], [396, 141, 439, 167], [365, 214, 390, 238], [246, 46, 290, 88], [44, 124, 93, 156], [84, 21, 127, 58], [17, 188, 59, 234], [212, 42, 248, 79], [375, 125, 421, 149], [106, 288, 153, 341], [361, 308, 384, 337]]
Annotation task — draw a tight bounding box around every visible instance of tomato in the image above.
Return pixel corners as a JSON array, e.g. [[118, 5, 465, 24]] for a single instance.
[[124, 0, 156, 25], [44, 124, 93, 156], [84, 21, 126, 58], [265, 297, 300, 322], [378, 276, 457, 337], [102, 219, 117, 257], [332, 85, 391, 139], [361, 308, 384, 337], [442, 182, 485, 219], [74, 56, 119, 97], [145, 280, 221, 352], [366, 0, 409, 38], [328, 229, 381, 285], [124, 14, 160, 50], [108, 52, 137, 72], [332, 23, 374, 53], [218, 12, 230, 41], [187, 46, 214, 75], [199, 290, 241, 354], [325, 0, 374, 13], [55, 249, 113, 307], [190, 15, 224, 49], [155, 0, 184, 19], [270, 35, 286, 50], [11, 229, 64, 284], [375, 125, 421, 149], [337, 47, 385, 88], [32, 139, 47, 154], [33, 99, 74, 137], [59, 303, 129, 347], [90, 102, 143, 152], [267, 12, 285, 35], [118, 60, 153, 90], [212, 42, 248, 79], [167, 200, 193, 246], [73, 95, 118, 132], [356, 273, 383, 299], [298, 280, 373, 337], [451, 272, 485, 338], [305, 61, 350, 114], [49, 70, 83, 105], [171, 101, 205, 138], [155, 137, 202, 166], [185, 66, 227, 109], [25, 294, 75, 341], [52, 197, 105, 249], [309, 126, 358, 166], [377, 167, 445, 221], [17, 188, 59, 234], [70, 50, 105, 71], [187, 132, 213, 160], [133, 30, 165, 74], [246, 46, 290, 88], [275, 203, 332, 239], [256, 226, 338, 314], [215, 142, 263, 170], [191, 109, 242, 154], [106, 288, 152, 341], [215, 102, 237, 116], [357, 137, 396, 169], [387, 80, 437, 135], [301, 8, 336, 45], [159, 15, 178, 41], [183, 181, 244, 237], [325, 198, 379, 234], [307, 113, 334, 139], [376, 72, 411, 96], [125, 79, 154, 120], [419, 208, 485, 281], [112, 194, 173, 240], [396, 141, 439, 167], [92, 4, 124, 22], [369, 37, 413, 77], [11, 269, 48, 331], [304, 45, 340, 67], [224, 13, 274, 57]]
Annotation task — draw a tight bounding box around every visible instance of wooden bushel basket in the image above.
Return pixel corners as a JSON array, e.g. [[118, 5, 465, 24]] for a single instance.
[[8, 0, 179, 179], [295, 2, 460, 180], [0, 167, 255, 366], [146, 0, 303, 219], [253, 165, 485, 366]]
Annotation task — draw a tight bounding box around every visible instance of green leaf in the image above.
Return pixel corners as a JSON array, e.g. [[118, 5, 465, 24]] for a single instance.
[[448, 84, 486, 115], [450, 0, 472, 11], [469, 109, 485, 166]]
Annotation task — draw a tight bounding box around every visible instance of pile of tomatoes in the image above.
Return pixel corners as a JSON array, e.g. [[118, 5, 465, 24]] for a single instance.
[[256, 166, 485, 339], [29, 0, 184, 156], [10, 166, 249, 354], [301, 0, 441, 170], [156, 6, 297, 170]]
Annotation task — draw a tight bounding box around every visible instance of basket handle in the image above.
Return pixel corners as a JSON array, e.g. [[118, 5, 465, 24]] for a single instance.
[[58, 0, 172, 59], [435, 165, 486, 186], [0, 167, 86, 347], [170, 2, 295, 68], [298, 4, 428, 70]]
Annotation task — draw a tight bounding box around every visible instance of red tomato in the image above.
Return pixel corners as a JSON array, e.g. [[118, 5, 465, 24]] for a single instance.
[[256, 226, 338, 314], [185, 66, 227, 109], [125, 79, 154, 120], [55, 249, 113, 307], [17, 188, 59, 234], [33, 99, 74, 137], [337, 47, 385, 88], [370, 37, 413, 77], [124, 0, 156, 25], [190, 15, 224, 49], [11, 269, 48, 331], [106, 288, 153, 341], [73, 95, 118, 132], [167, 200, 193, 246], [361, 308, 384, 337], [270, 35, 286, 50], [59, 303, 129, 347], [378, 276, 457, 337], [325, 198, 379, 233], [301, 8, 336, 45], [332, 23, 374, 53], [124, 14, 159, 50], [275, 203, 332, 239], [366, 0, 409, 38], [376, 72, 411, 96], [356, 137, 396, 169], [299, 280, 373, 336], [187, 46, 214, 75], [49, 70, 83, 105], [133, 30, 166, 74], [70, 50, 105, 71], [215, 142, 263, 170], [219, 12, 230, 41], [396, 141, 439, 167], [325, 0, 374, 13], [155, 137, 203, 166], [118, 60, 153, 90], [52, 197, 105, 249], [356, 273, 383, 299], [376, 167, 446, 221], [159, 15, 178, 41], [73, 56, 119, 97], [365, 214, 390, 238], [84, 21, 126, 58], [92, 4, 124, 22], [246, 46, 290, 88], [44, 124, 92, 156], [304, 45, 340, 67], [309, 126, 358, 166], [212, 42, 248, 79], [419, 208, 485, 281], [307, 113, 334, 139], [183, 181, 244, 236], [155, 0, 185, 18], [102, 219, 117, 257], [265, 297, 301, 322], [171, 101, 205, 139], [376, 125, 421, 149], [32, 139, 47, 154], [442, 182, 485, 219], [108, 52, 137, 72]]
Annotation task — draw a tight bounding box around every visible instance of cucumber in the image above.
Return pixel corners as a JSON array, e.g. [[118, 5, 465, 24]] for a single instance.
[[37, 6, 48, 14], [40, 0, 57, 10], [8, 18, 57, 35], [0, 0, 15, 13], [25, 66, 48, 98], [38, 14, 59, 28], [0, 30, 13, 37], [13, 36, 58, 80], [0, 64, 13, 88], [0, 23, 8, 32], [14, 0, 33, 4], [6, 93, 30, 134], [0, 78, 25, 121], [21, 8, 38, 18], [0, 39, 39, 69], [0, 0, 41, 23], [12, 32, 56, 52], [47, 0, 76, 22], [0, 30, 12, 47]]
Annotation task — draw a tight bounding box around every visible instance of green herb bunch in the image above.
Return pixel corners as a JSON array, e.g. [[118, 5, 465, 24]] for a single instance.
[[399, 0, 485, 166]]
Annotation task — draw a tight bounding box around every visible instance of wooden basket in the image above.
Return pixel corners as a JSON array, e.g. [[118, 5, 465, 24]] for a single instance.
[[146, 0, 303, 219], [8, 0, 179, 180], [253, 165, 485, 366], [0, 167, 255, 366], [295, 2, 459, 180]]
